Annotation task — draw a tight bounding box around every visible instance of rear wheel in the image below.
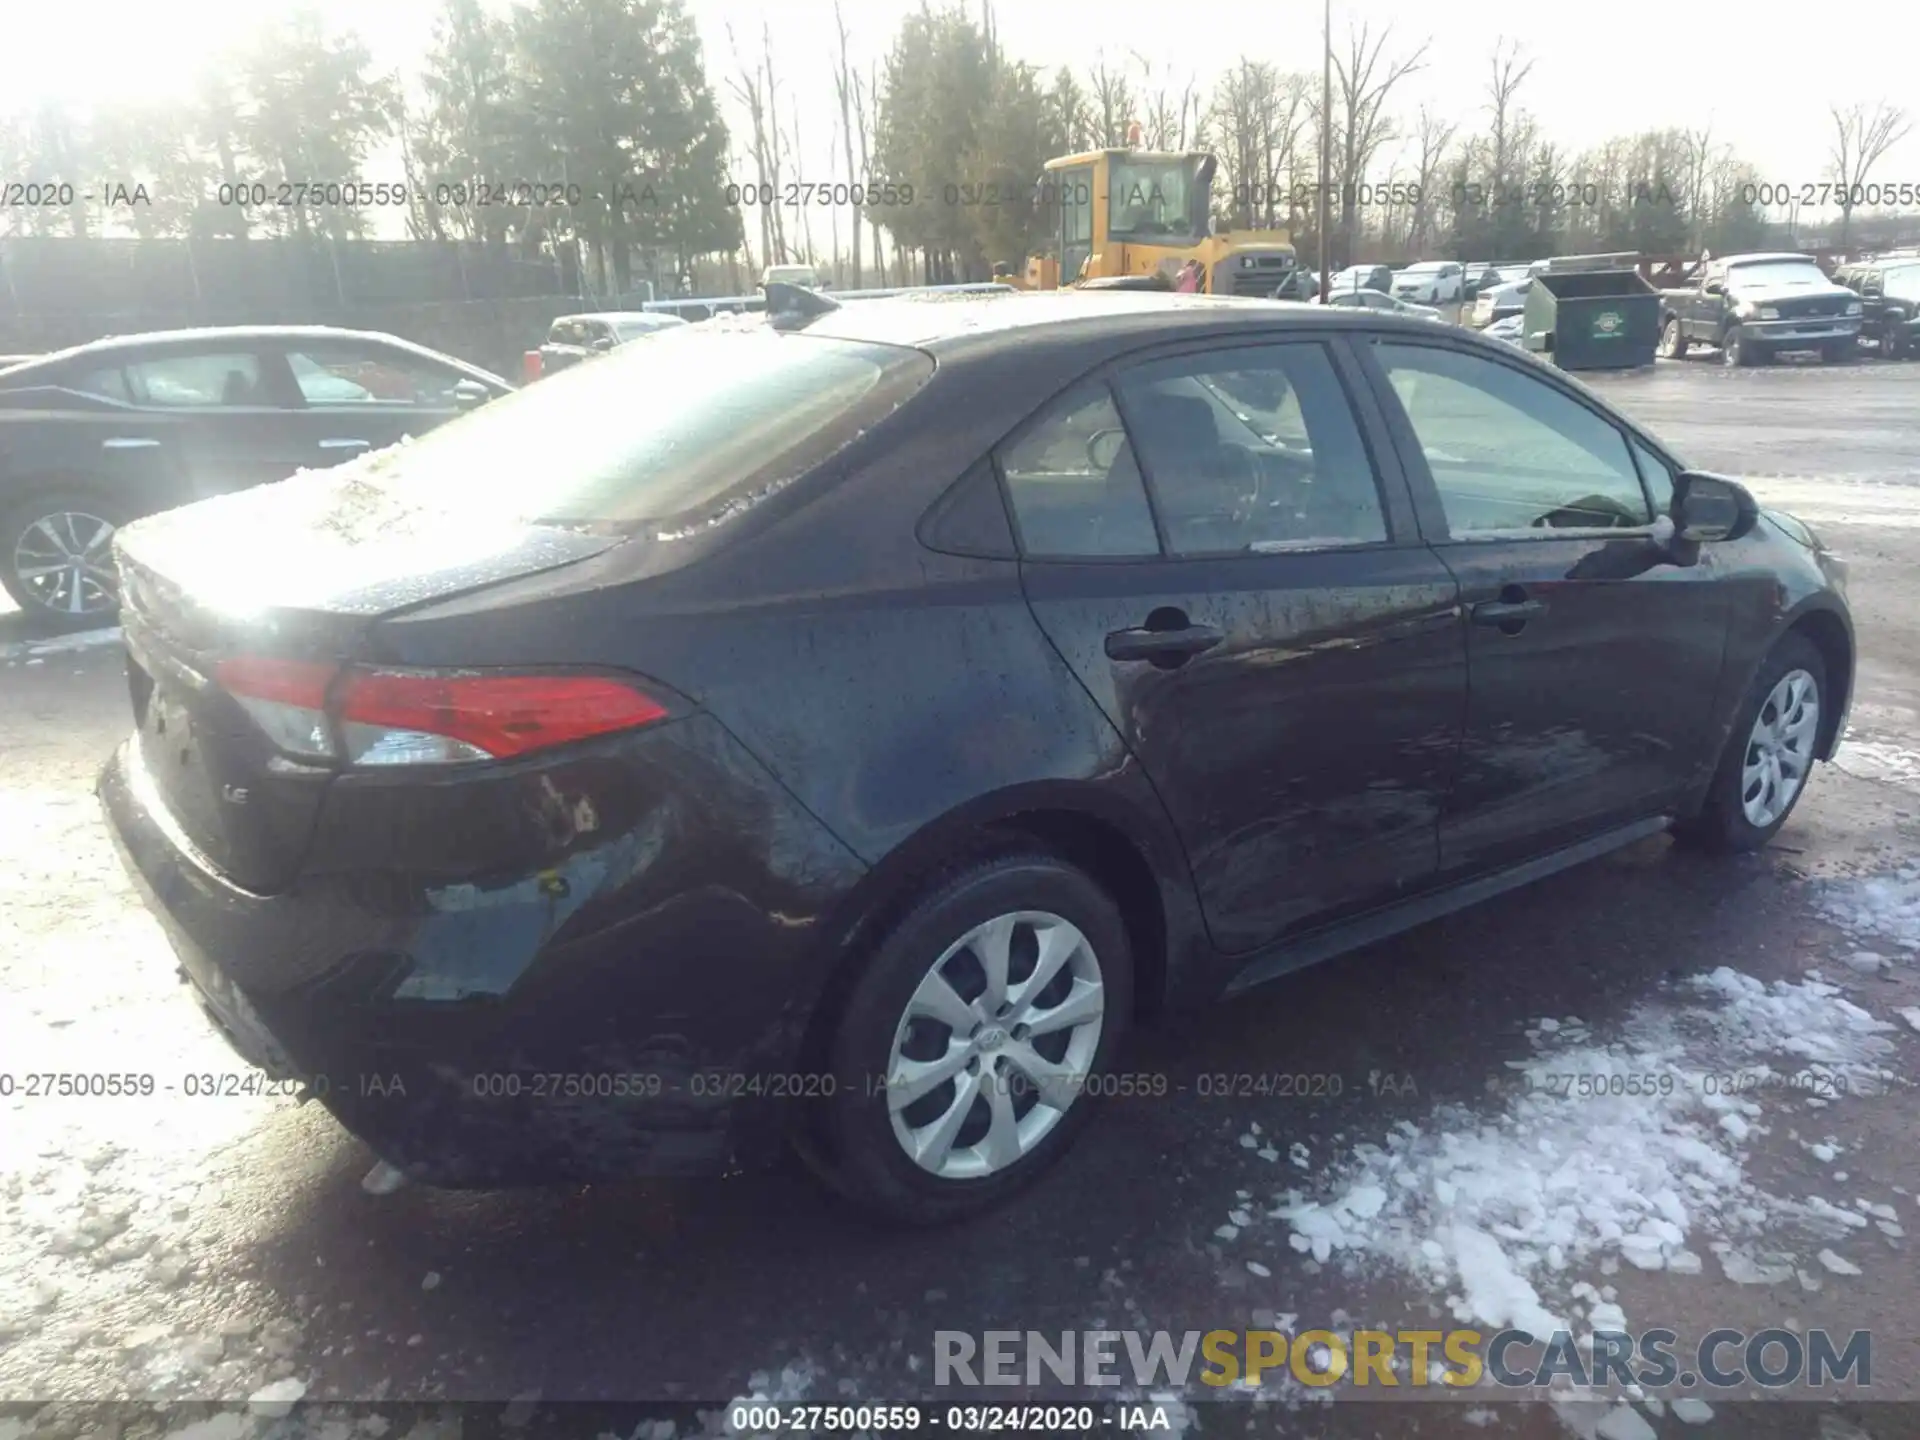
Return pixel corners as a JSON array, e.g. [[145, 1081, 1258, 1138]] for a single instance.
[[808, 852, 1133, 1225], [1674, 633, 1827, 853], [1657, 316, 1689, 359], [0, 490, 126, 632]]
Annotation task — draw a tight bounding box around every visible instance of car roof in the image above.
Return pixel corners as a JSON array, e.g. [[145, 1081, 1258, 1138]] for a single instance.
[[556, 311, 683, 325], [1723, 253, 1823, 265], [781, 289, 1445, 353], [5, 325, 509, 384]]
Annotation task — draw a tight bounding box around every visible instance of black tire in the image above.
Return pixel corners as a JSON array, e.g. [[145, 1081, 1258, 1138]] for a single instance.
[[1657, 316, 1688, 359], [1884, 324, 1908, 361], [1673, 632, 1828, 854], [807, 852, 1134, 1225], [1722, 325, 1761, 366]]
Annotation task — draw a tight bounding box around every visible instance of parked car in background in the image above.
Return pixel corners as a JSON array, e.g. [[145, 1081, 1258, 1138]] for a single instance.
[[1463, 264, 1503, 300], [1323, 289, 1445, 321], [1393, 261, 1466, 305], [1656, 253, 1864, 365], [1269, 268, 1322, 301], [1482, 313, 1525, 345], [1320, 264, 1394, 297], [0, 326, 511, 629], [98, 289, 1852, 1224], [1473, 277, 1534, 327], [527, 311, 689, 381], [1832, 256, 1920, 359], [762, 263, 823, 289]]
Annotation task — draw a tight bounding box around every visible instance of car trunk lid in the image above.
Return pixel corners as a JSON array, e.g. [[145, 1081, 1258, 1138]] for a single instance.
[[113, 468, 619, 893]]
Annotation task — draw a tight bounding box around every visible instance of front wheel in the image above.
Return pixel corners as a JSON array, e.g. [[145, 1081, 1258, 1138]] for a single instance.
[[1722, 325, 1761, 366], [1657, 316, 1688, 359], [1674, 633, 1827, 853], [808, 852, 1133, 1225], [0, 490, 127, 632]]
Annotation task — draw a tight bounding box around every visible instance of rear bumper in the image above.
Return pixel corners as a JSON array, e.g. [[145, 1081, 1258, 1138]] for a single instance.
[[97, 714, 870, 1186]]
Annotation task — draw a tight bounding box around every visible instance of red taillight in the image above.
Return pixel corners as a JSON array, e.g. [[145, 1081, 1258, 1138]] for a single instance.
[[522, 350, 543, 382], [335, 670, 667, 764], [215, 657, 667, 766]]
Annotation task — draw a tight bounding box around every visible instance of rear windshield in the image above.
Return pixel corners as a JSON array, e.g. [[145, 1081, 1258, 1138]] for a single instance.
[[339, 329, 930, 535]]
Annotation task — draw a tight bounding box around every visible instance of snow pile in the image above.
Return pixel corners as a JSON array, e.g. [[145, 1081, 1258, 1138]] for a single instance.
[[1255, 969, 1900, 1343], [1817, 863, 1920, 953]]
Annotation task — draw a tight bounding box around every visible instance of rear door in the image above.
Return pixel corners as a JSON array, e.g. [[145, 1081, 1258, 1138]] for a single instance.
[[1354, 334, 1729, 876], [273, 337, 474, 460], [1007, 335, 1466, 954], [117, 345, 311, 500]]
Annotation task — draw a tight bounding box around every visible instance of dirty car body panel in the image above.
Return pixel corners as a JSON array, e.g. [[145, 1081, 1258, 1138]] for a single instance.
[[98, 294, 1853, 1186]]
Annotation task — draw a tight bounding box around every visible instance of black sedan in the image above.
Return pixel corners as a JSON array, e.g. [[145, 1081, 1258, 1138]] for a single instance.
[[98, 292, 1853, 1224], [0, 325, 512, 629]]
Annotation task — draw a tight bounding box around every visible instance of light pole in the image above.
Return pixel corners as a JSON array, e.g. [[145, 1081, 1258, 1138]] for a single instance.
[[1317, 0, 1332, 301]]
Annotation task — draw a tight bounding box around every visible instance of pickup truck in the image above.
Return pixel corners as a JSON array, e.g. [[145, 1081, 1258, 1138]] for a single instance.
[[524, 310, 688, 381], [1832, 255, 1920, 359], [1655, 252, 1864, 365]]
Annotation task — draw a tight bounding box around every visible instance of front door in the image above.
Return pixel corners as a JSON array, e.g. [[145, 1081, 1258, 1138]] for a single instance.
[[1357, 336, 1730, 876], [271, 338, 472, 463], [1055, 164, 1095, 288], [1004, 337, 1466, 955]]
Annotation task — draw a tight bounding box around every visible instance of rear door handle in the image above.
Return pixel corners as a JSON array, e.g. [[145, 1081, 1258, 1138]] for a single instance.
[[318, 438, 370, 451], [1470, 596, 1546, 627], [1105, 623, 1224, 663], [103, 437, 160, 449]]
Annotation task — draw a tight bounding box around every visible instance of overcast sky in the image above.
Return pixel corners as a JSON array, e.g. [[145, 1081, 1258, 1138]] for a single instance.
[[7, 0, 1920, 225]]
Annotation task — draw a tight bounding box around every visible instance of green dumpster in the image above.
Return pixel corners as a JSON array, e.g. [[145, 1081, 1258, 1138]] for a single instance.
[[1521, 268, 1659, 370]]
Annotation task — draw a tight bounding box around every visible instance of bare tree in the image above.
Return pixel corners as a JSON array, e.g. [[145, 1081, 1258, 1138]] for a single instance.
[[830, 0, 863, 287], [724, 22, 775, 271], [1328, 23, 1430, 263], [1680, 120, 1721, 252], [1086, 58, 1135, 147], [1829, 101, 1912, 251], [1485, 40, 1535, 189], [1403, 104, 1456, 251]]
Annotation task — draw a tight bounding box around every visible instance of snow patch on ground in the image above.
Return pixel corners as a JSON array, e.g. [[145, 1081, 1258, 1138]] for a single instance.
[[1237, 966, 1900, 1354], [1831, 736, 1920, 791], [1818, 862, 1920, 953], [0, 625, 122, 662]]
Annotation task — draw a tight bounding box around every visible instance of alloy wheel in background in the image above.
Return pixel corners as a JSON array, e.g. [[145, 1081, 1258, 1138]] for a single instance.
[[11, 508, 119, 620], [1741, 668, 1821, 828], [884, 910, 1105, 1180]]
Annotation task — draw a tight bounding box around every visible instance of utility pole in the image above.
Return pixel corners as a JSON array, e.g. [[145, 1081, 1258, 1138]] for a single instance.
[[1317, 0, 1332, 300]]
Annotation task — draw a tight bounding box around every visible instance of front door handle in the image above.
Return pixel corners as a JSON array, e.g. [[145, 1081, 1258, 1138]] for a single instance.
[[1471, 588, 1546, 630], [318, 438, 370, 451], [1105, 622, 1224, 664], [102, 437, 161, 449]]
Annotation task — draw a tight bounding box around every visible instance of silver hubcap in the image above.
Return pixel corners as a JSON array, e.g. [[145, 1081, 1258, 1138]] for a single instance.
[[1741, 668, 1819, 828], [885, 910, 1105, 1180], [13, 510, 117, 616], [1659, 321, 1677, 356]]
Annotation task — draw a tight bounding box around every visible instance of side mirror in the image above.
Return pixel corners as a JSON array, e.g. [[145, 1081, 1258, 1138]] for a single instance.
[[1673, 470, 1758, 544], [591, 336, 615, 352], [452, 378, 493, 411]]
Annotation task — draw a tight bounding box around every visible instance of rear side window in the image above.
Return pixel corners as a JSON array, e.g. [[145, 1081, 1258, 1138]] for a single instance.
[[1117, 343, 1386, 554], [125, 352, 266, 407], [344, 330, 931, 534], [999, 381, 1160, 558]]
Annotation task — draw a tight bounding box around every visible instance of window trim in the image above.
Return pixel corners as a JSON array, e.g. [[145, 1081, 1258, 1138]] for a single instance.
[[1354, 332, 1664, 545]]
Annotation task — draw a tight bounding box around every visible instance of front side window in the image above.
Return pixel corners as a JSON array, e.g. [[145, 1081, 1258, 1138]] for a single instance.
[[1374, 342, 1650, 535], [999, 380, 1159, 558], [1629, 437, 1676, 516], [1116, 343, 1386, 555], [125, 352, 266, 407], [286, 345, 467, 407]]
